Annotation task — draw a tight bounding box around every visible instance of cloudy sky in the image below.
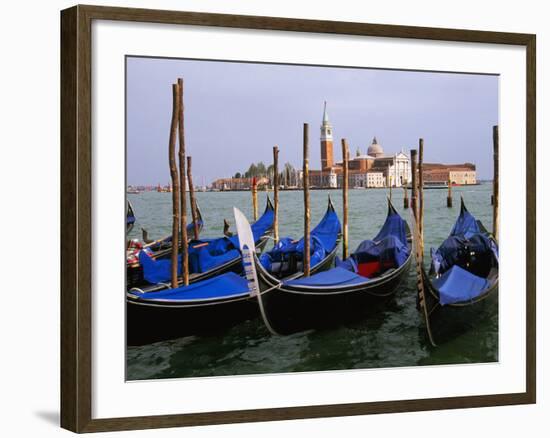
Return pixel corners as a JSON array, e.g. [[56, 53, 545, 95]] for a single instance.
[[126, 56, 498, 185]]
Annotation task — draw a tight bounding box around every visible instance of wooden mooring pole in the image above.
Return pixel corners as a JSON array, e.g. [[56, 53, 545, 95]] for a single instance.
[[273, 146, 279, 244], [187, 156, 200, 241], [168, 83, 180, 289], [303, 123, 311, 277], [342, 139, 349, 260], [251, 177, 258, 221], [493, 125, 499, 241], [403, 184, 409, 209], [177, 78, 189, 286], [387, 164, 392, 201], [410, 149, 418, 219], [447, 176, 453, 208], [418, 138, 425, 250], [412, 139, 435, 346]]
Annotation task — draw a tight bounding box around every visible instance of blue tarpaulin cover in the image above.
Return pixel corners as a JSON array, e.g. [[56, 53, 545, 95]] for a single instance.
[[285, 267, 367, 287], [336, 209, 410, 274], [449, 207, 480, 239], [290, 207, 409, 286], [431, 233, 493, 276], [429, 203, 498, 304], [140, 203, 273, 284], [259, 205, 341, 271], [133, 272, 249, 301], [432, 265, 489, 305]]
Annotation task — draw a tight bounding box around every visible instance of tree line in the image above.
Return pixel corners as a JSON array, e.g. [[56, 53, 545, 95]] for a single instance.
[[233, 161, 301, 186]]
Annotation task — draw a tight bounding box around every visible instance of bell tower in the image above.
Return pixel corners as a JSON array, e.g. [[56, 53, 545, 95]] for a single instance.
[[320, 101, 334, 169]]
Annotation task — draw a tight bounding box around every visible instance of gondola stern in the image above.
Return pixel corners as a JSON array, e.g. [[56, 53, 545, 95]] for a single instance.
[[327, 194, 336, 212], [265, 195, 274, 212], [459, 195, 468, 214], [387, 196, 399, 216]]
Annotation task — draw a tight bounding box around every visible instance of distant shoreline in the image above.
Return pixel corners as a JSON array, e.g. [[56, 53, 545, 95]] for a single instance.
[[127, 182, 488, 195]]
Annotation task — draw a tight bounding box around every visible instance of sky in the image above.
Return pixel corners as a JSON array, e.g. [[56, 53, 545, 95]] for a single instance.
[[126, 57, 498, 186]]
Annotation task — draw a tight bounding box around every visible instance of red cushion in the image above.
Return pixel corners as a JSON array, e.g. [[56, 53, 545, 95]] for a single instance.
[[357, 261, 380, 278]]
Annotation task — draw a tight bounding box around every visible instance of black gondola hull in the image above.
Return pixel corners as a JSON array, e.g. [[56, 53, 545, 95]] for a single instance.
[[420, 267, 499, 344], [126, 294, 257, 346], [256, 250, 412, 335]]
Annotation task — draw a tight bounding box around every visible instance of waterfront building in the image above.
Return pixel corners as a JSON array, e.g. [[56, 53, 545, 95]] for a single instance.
[[422, 163, 477, 185], [309, 103, 411, 188], [337, 170, 385, 188]]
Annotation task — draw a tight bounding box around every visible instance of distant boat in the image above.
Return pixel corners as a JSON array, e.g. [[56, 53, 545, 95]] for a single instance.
[[127, 188, 140, 194], [406, 181, 449, 190]]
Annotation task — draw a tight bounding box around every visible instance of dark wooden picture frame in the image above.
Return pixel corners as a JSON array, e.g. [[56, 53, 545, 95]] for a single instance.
[[60, 4, 536, 433]]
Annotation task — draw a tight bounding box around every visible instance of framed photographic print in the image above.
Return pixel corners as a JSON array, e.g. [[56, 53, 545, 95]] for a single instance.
[[60, 4, 536, 433]]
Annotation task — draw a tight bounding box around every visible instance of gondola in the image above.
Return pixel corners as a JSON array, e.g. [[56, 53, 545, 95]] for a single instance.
[[126, 198, 342, 345], [128, 197, 275, 292], [126, 201, 136, 234], [237, 200, 411, 335], [418, 197, 499, 344], [256, 196, 342, 282], [126, 205, 205, 288], [126, 271, 256, 345]]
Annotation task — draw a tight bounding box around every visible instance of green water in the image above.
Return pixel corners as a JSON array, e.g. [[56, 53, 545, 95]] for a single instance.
[[126, 184, 498, 380]]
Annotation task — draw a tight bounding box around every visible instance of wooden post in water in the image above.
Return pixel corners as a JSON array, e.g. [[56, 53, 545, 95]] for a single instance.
[[342, 139, 350, 260], [387, 164, 392, 201], [187, 156, 200, 240], [273, 146, 279, 244], [493, 125, 499, 241], [168, 83, 180, 289], [403, 183, 409, 209], [303, 123, 311, 277], [447, 176, 453, 208], [251, 177, 258, 221], [418, 138, 425, 251], [415, 138, 434, 345], [177, 79, 189, 286], [410, 149, 418, 219]]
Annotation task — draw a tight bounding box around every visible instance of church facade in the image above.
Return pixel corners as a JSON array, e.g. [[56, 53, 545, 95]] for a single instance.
[[309, 103, 411, 188]]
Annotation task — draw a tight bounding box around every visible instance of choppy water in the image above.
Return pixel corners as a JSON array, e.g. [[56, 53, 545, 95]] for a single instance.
[[126, 184, 498, 380]]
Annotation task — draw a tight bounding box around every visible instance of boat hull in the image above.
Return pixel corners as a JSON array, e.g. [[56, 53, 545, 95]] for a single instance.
[[420, 267, 499, 344], [126, 294, 257, 346], [256, 249, 411, 335]]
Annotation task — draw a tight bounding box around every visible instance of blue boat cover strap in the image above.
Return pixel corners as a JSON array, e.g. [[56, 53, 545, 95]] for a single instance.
[[134, 272, 249, 301], [432, 265, 490, 305], [285, 267, 368, 287]]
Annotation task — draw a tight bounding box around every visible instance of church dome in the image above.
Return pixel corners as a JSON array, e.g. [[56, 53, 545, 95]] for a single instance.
[[367, 137, 384, 158]]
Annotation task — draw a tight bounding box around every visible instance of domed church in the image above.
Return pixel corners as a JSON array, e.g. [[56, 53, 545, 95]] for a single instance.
[[367, 137, 385, 158], [310, 103, 411, 188]]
